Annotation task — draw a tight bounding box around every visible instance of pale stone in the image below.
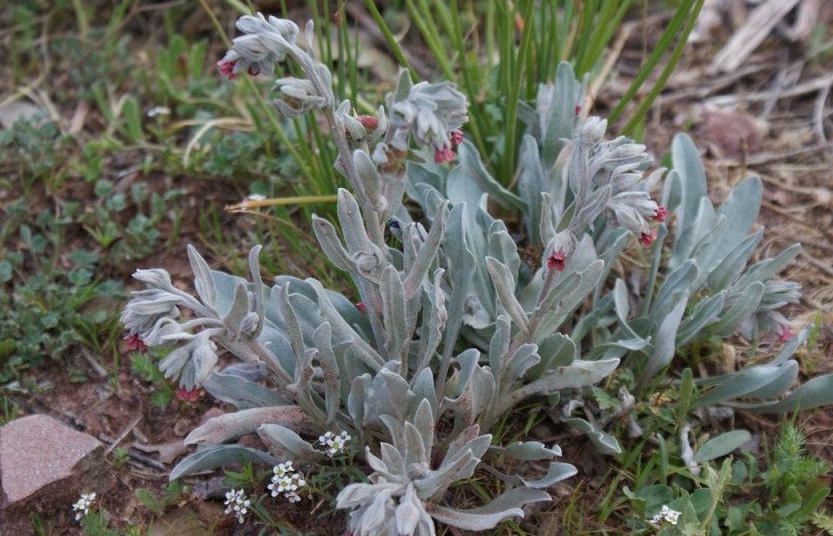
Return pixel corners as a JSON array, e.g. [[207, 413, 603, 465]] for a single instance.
[[0, 414, 113, 533]]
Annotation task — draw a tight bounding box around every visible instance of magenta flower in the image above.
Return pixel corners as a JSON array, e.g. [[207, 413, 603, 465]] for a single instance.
[[653, 205, 669, 223], [547, 250, 566, 271], [124, 333, 147, 352], [175, 387, 201, 402], [217, 59, 237, 79], [639, 231, 656, 247], [449, 129, 463, 147], [434, 146, 455, 164]]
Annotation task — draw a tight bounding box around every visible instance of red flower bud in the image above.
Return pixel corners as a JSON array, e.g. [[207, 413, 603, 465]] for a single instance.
[[175, 387, 201, 402], [639, 231, 657, 247], [124, 334, 147, 352], [653, 205, 668, 223], [449, 129, 463, 147], [357, 115, 379, 131], [434, 146, 455, 164], [217, 60, 236, 80], [547, 250, 566, 271]]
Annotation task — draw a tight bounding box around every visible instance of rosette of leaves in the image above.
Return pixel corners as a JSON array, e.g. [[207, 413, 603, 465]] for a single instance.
[[121, 14, 625, 535], [401, 63, 662, 452], [576, 134, 833, 451], [402, 63, 833, 458]]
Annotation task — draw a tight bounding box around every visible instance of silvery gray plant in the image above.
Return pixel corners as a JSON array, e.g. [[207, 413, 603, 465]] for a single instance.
[[122, 12, 833, 535]]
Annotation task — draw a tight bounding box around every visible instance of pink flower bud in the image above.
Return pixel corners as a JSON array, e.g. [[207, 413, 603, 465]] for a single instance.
[[357, 115, 379, 131], [639, 230, 657, 247], [175, 387, 201, 402], [124, 334, 147, 352], [547, 250, 566, 271], [449, 129, 463, 147], [217, 60, 236, 79], [434, 146, 456, 164], [653, 205, 668, 223]]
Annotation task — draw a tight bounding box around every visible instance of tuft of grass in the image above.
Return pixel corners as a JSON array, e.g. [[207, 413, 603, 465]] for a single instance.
[[367, 0, 704, 181]]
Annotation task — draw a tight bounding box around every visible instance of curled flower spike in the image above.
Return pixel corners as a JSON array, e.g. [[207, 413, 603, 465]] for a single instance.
[[72, 492, 96, 522], [389, 78, 468, 156], [224, 489, 251, 524], [653, 205, 669, 223], [218, 13, 300, 79], [639, 230, 657, 247], [546, 250, 566, 271]]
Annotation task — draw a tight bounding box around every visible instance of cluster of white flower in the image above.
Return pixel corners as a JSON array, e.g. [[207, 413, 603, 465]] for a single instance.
[[648, 504, 681, 526], [318, 430, 351, 457], [224, 488, 251, 524], [72, 492, 96, 521], [267, 461, 306, 503]]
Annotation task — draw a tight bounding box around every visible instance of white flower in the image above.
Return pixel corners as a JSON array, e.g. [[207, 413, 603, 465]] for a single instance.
[[267, 461, 307, 502], [146, 106, 170, 118], [72, 492, 96, 521], [224, 489, 251, 524], [648, 504, 681, 526], [318, 430, 351, 457]]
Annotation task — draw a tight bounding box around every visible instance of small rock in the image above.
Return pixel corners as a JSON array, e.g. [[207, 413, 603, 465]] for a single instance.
[[699, 107, 764, 155], [0, 414, 115, 534], [0, 100, 45, 130]]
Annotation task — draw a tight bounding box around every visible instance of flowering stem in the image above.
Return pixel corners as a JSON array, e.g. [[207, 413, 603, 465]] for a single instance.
[[288, 40, 387, 255]]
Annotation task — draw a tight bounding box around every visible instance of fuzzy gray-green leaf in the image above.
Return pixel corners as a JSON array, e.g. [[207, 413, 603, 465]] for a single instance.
[[676, 292, 725, 347], [247, 245, 265, 337], [312, 215, 356, 272], [714, 175, 762, 253], [187, 244, 216, 309], [379, 265, 408, 362], [707, 282, 765, 338], [426, 488, 549, 531], [707, 228, 762, 291], [183, 406, 310, 446], [170, 445, 277, 481], [644, 296, 687, 379], [737, 373, 833, 413], [693, 430, 751, 463], [202, 369, 286, 410], [503, 441, 562, 461], [485, 257, 529, 333], [222, 282, 252, 339], [258, 423, 321, 461], [403, 201, 447, 298], [693, 363, 795, 409], [312, 322, 341, 424]]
